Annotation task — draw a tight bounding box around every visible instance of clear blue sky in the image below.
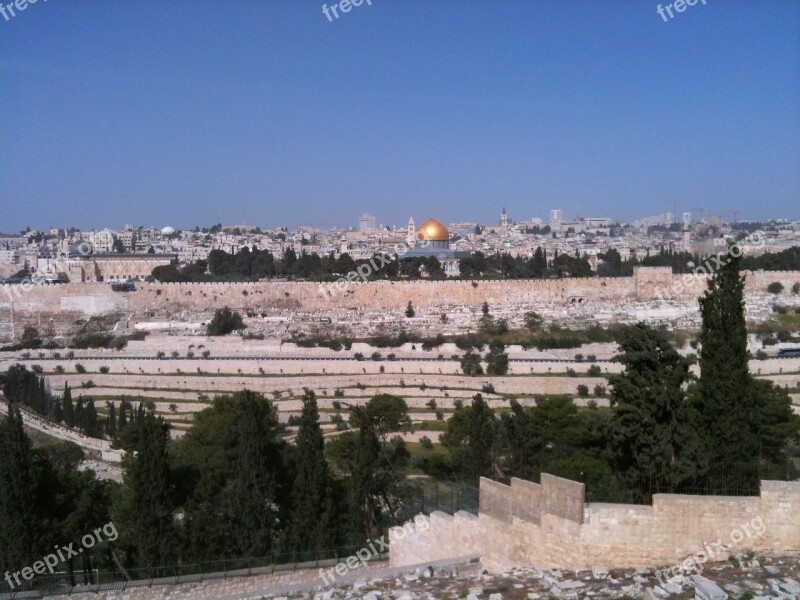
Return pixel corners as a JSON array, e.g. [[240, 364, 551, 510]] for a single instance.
[[1, 0, 798, 232]]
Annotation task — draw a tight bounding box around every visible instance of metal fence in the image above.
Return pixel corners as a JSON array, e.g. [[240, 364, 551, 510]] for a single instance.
[[0, 547, 388, 595], [398, 480, 480, 520]]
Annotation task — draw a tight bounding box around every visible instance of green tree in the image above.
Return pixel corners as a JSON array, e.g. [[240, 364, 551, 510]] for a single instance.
[[608, 324, 701, 498], [172, 391, 289, 560], [485, 342, 509, 376], [206, 307, 245, 336], [63, 383, 75, 428], [441, 394, 499, 481], [115, 413, 177, 568], [692, 253, 759, 490], [0, 402, 41, 573], [460, 351, 484, 376], [766, 281, 784, 294], [289, 390, 338, 554]]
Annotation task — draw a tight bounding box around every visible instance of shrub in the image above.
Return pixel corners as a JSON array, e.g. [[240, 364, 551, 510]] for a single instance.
[[387, 353, 396, 361], [202, 350, 210, 358], [587, 365, 602, 376], [767, 282, 784, 294], [371, 352, 382, 361], [755, 350, 768, 360], [426, 399, 437, 410], [454, 399, 464, 410], [206, 306, 245, 336], [481, 383, 495, 394], [566, 368, 577, 377], [793, 282, 800, 295], [99, 366, 109, 374], [54, 365, 64, 374], [574, 353, 584, 362], [31, 365, 43, 374], [75, 363, 86, 374], [435, 409, 444, 421], [577, 384, 589, 397], [333, 388, 345, 398], [420, 436, 433, 450], [186, 351, 195, 358], [593, 384, 606, 396], [379, 365, 385, 373], [157, 351, 165, 358], [354, 352, 364, 361], [586, 354, 596, 362]]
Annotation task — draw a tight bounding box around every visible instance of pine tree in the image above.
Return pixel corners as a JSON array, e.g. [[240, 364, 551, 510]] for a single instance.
[[692, 253, 759, 491], [441, 394, 499, 481], [63, 383, 75, 427], [223, 392, 283, 557], [289, 390, 337, 555], [608, 324, 702, 498]]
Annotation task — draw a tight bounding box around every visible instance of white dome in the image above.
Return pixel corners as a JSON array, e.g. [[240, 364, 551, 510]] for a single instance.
[[161, 226, 176, 234]]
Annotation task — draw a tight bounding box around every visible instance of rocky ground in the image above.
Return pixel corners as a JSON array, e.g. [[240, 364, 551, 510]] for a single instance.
[[262, 556, 800, 600]]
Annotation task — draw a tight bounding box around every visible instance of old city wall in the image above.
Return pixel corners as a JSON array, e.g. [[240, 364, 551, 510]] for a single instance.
[[2, 267, 800, 340], [389, 475, 800, 572]]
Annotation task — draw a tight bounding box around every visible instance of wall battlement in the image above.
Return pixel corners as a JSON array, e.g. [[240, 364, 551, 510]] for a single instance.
[[389, 474, 800, 572]]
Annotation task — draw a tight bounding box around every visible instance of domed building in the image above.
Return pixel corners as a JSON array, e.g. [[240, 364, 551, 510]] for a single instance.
[[416, 218, 450, 249], [404, 216, 469, 275]]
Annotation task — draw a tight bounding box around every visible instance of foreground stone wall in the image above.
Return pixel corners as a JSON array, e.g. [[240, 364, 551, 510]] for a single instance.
[[390, 474, 800, 572]]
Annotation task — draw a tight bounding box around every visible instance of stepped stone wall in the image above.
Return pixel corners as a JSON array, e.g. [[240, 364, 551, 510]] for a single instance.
[[389, 474, 800, 573]]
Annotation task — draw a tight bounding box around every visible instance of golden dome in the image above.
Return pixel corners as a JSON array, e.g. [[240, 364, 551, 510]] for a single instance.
[[417, 218, 449, 242]]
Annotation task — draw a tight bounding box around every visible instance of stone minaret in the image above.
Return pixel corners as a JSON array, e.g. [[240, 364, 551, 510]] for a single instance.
[[407, 217, 416, 248]]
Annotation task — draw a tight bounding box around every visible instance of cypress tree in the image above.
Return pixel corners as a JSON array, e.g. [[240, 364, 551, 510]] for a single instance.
[[692, 253, 759, 490], [63, 383, 75, 428], [116, 413, 177, 568], [81, 399, 99, 438], [75, 398, 85, 430], [348, 410, 381, 542], [289, 390, 337, 554], [118, 399, 128, 431], [0, 402, 41, 571], [107, 402, 117, 438]]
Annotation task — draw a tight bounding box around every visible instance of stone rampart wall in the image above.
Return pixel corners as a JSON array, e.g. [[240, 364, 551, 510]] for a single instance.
[[4, 268, 800, 319], [390, 474, 800, 572]]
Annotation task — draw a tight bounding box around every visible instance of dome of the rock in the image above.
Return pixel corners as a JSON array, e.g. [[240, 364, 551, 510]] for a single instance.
[[417, 218, 449, 242]]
